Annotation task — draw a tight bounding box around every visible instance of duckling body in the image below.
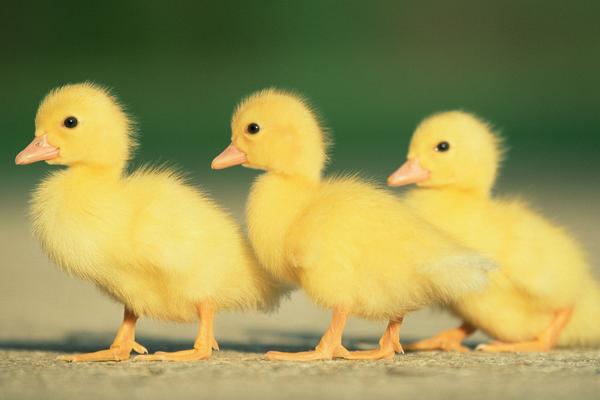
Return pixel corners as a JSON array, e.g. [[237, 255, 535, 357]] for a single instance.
[[248, 173, 491, 321], [17, 83, 278, 361], [33, 167, 270, 322], [213, 90, 496, 360], [405, 188, 597, 345], [389, 111, 600, 351]]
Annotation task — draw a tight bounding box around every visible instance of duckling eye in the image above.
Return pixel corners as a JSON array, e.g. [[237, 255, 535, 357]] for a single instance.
[[246, 123, 260, 134], [63, 116, 78, 129], [435, 141, 450, 152]]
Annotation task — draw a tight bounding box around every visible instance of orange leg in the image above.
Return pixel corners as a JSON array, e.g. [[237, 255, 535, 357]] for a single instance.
[[477, 307, 573, 352], [406, 322, 475, 352], [57, 308, 147, 362], [344, 318, 404, 360], [266, 307, 350, 361], [136, 301, 218, 361]]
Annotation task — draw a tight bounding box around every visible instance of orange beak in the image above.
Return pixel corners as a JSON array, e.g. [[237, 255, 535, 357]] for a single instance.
[[387, 158, 430, 187], [15, 134, 60, 165], [211, 142, 248, 170]]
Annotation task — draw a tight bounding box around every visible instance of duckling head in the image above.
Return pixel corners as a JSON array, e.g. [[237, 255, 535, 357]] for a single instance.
[[15, 82, 134, 171], [388, 111, 504, 195], [212, 88, 328, 181]]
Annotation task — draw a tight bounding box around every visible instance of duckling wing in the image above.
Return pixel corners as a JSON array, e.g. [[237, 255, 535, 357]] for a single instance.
[[417, 252, 498, 304]]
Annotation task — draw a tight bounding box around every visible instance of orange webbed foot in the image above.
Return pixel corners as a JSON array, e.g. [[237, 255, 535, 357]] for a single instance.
[[56, 341, 148, 362], [135, 347, 213, 362], [343, 347, 398, 360], [265, 345, 350, 361], [406, 323, 474, 353], [406, 336, 470, 353], [475, 308, 573, 353], [344, 319, 405, 360], [476, 340, 552, 353], [136, 337, 218, 362]]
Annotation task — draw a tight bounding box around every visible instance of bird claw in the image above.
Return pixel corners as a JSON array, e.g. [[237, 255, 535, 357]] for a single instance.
[[131, 341, 148, 355]]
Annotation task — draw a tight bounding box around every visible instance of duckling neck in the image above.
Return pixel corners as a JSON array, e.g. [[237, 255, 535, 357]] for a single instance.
[[67, 163, 125, 180], [443, 185, 492, 199], [278, 162, 323, 184], [405, 186, 489, 228], [246, 171, 319, 284]]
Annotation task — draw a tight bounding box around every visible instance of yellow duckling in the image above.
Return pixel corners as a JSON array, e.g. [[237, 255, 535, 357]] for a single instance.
[[212, 89, 496, 361], [388, 111, 600, 352], [15, 83, 279, 362]]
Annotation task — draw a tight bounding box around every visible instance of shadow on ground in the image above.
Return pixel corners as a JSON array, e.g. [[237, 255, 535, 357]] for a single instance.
[[0, 330, 483, 354]]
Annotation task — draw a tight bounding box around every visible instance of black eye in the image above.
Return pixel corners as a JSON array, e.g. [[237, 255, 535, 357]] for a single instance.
[[436, 141, 450, 152], [64, 116, 78, 129], [246, 123, 260, 134]]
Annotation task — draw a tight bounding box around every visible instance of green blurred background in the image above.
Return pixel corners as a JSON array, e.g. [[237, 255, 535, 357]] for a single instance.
[[2, 0, 599, 192], [0, 0, 600, 398], [0, 0, 599, 346]]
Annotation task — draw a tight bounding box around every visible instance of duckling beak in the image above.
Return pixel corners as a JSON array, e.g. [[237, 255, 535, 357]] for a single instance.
[[211, 143, 248, 169], [387, 158, 430, 186], [15, 134, 60, 165]]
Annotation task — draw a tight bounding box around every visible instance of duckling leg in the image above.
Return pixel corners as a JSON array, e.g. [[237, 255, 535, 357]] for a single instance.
[[266, 307, 350, 361], [57, 308, 147, 362], [344, 318, 404, 360], [477, 307, 573, 352], [405, 322, 475, 352], [136, 301, 218, 361]]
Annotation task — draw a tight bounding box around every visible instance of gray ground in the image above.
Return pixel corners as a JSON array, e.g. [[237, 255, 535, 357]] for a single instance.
[[2, 349, 600, 400], [1, 185, 599, 400]]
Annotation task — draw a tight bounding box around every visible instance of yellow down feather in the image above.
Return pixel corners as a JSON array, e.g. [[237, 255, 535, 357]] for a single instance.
[[230, 90, 496, 321], [28, 83, 279, 323], [401, 111, 600, 346]]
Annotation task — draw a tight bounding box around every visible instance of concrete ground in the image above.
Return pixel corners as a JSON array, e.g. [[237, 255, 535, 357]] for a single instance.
[[1, 185, 599, 400], [2, 349, 600, 400]]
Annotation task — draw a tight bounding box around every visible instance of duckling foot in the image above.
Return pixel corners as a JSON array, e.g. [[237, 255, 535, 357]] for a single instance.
[[345, 319, 404, 360], [476, 340, 551, 353], [266, 344, 350, 361], [57, 308, 145, 362], [136, 301, 218, 362], [56, 341, 148, 362], [343, 344, 399, 360], [266, 307, 350, 362], [406, 322, 475, 352], [476, 307, 572, 353], [136, 346, 213, 362]]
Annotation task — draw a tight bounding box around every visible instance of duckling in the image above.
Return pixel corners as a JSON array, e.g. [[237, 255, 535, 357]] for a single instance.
[[388, 111, 600, 352], [211, 89, 496, 361], [15, 83, 279, 362]]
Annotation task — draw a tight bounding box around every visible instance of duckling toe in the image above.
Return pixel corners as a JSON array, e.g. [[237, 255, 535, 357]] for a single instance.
[[135, 348, 213, 362], [476, 340, 551, 353], [56, 346, 133, 362]]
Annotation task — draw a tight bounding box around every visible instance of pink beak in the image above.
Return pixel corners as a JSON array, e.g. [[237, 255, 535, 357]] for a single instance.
[[15, 134, 60, 165], [211, 143, 248, 170], [387, 158, 430, 187]]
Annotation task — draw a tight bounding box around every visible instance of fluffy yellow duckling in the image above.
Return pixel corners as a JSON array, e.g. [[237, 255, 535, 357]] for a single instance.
[[15, 83, 279, 362], [211, 89, 496, 361], [388, 111, 600, 352]]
